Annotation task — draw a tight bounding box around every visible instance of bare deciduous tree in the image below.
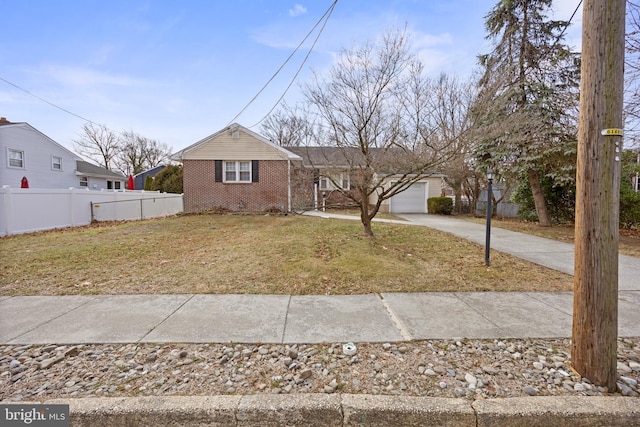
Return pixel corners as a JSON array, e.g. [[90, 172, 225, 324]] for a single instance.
[[116, 130, 171, 175], [626, 0, 640, 147], [73, 123, 120, 170], [260, 103, 315, 147], [428, 74, 477, 214], [74, 123, 171, 176], [300, 29, 460, 237]]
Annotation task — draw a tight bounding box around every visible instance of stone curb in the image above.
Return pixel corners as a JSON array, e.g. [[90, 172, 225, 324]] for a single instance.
[[4, 394, 637, 426]]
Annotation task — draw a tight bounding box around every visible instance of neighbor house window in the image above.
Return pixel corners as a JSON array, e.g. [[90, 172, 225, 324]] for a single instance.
[[52, 156, 62, 171], [80, 176, 88, 187], [8, 149, 24, 168], [319, 177, 331, 190], [224, 161, 251, 182], [340, 174, 351, 190], [115, 181, 121, 190], [319, 174, 350, 190]]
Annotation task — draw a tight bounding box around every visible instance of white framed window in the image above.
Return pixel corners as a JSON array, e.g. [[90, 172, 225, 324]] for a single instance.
[[319, 174, 350, 190], [52, 156, 62, 171], [224, 161, 251, 182], [80, 176, 88, 187], [8, 149, 24, 168], [319, 177, 332, 190], [340, 174, 351, 190]]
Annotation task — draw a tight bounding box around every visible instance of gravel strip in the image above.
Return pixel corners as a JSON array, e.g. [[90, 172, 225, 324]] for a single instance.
[[1, 338, 638, 402]]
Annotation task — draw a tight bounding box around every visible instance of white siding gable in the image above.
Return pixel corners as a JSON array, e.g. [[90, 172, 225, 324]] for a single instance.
[[176, 123, 301, 161], [0, 123, 81, 189]]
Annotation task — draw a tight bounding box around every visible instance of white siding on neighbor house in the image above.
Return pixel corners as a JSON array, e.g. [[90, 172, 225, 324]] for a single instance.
[[184, 131, 289, 161], [83, 176, 125, 191], [0, 123, 81, 189]]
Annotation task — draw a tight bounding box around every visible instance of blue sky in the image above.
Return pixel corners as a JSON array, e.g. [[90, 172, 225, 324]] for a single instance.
[[0, 0, 582, 154]]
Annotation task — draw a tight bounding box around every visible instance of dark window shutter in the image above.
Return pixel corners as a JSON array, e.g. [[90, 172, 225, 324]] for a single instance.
[[215, 160, 222, 182], [252, 160, 259, 182]]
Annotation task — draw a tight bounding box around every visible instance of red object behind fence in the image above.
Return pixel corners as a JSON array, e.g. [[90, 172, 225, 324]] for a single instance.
[[127, 174, 134, 190], [21, 176, 29, 188]]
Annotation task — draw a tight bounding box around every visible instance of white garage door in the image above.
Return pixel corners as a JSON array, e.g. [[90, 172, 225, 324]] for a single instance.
[[390, 183, 427, 213]]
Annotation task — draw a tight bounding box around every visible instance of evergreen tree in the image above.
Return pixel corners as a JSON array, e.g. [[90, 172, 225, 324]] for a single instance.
[[150, 165, 183, 194], [473, 0, 580, 226]]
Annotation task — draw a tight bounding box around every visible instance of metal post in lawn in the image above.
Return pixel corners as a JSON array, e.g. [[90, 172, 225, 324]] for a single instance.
[[485, 169, 493, 266]]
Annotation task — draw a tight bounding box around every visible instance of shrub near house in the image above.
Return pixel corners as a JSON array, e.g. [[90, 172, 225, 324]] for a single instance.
[[428, 197, 453, 215]]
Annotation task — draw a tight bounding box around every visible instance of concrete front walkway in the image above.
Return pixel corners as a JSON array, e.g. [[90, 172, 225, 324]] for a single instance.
[[1, 213, 638, 345], [396, 213, 640, 292]]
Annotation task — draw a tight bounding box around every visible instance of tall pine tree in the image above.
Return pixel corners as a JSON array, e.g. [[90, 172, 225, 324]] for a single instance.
[[473, 0, 580, 226]]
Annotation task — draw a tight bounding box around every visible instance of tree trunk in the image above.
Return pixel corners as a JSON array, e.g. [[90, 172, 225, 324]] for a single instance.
[[453, 185, 462, 215], [527, 168, 552, 227], [359, 198, 374, 237], [572, 0, 624, 392]]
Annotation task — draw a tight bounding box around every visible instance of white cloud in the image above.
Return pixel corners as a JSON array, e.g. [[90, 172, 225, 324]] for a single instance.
[[39, 64, 157, 88], [411, 32, 453, 50], [289, 4, 307, 17]]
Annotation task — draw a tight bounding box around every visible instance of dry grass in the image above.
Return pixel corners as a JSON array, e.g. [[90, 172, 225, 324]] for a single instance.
[[462, 216, 640, 258], [0, 213, 573, 296]]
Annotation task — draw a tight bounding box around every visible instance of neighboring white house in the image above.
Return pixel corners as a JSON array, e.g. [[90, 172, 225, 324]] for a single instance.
[[76, 160, 127, 190], [0, 117, 126, 190]]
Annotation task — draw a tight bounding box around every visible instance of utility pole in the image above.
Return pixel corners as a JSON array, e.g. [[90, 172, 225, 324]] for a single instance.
[[572, 0, 625, 391]]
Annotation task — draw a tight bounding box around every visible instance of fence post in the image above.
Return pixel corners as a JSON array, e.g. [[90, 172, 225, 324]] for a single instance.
[[68, 187, 76, 226], [1, 186, 13, 236], [140, 198, 143, 220]]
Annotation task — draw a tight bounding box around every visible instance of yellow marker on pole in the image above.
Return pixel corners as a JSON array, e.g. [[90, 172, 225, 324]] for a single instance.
[[600, 128, 624, 136]]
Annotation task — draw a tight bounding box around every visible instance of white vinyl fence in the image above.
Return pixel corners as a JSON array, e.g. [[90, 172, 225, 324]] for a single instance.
[[0, 186, 183, 237]]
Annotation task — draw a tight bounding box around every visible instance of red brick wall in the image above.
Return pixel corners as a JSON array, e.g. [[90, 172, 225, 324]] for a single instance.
[[290, 164, 360, 211], [183, 160, 290, 212]]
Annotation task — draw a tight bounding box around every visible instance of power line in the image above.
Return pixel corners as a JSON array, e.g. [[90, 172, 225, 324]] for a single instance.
[[0, 75, 99, 125], [248, 1, 336, 129], [227, 0, 338, 126], [555, 0, 583, 48]]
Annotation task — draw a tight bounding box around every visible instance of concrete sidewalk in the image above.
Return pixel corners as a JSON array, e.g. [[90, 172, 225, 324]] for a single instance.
[[1, 212, 639, 345], [2, 291, 639, 345]]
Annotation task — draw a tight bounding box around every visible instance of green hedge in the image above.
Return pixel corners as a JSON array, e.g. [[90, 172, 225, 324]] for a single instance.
[[427, 197, 453, 215]]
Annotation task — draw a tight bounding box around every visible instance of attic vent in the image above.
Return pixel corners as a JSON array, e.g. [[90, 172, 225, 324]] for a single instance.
[[232, 129, 240, 139]]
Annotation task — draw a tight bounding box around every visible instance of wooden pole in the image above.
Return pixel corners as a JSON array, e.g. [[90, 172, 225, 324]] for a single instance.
[[572, 0, 625, 391]]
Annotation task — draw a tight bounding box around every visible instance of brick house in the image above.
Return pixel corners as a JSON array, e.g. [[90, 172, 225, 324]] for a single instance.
[[171, 123, 302, 213], [289, 146, 444, 214], [174, 123, 443, 214]]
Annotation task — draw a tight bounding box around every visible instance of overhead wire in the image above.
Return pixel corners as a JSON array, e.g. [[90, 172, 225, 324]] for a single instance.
[[0, 76, 99, 126], [1, 1, 338, 137], [227, 0, 338, 127], [0, 75, 132, 142], [247, 1, 336, 129]]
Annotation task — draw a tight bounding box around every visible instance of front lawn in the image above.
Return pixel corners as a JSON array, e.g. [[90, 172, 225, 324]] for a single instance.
[[0, 213, 572, 295]]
